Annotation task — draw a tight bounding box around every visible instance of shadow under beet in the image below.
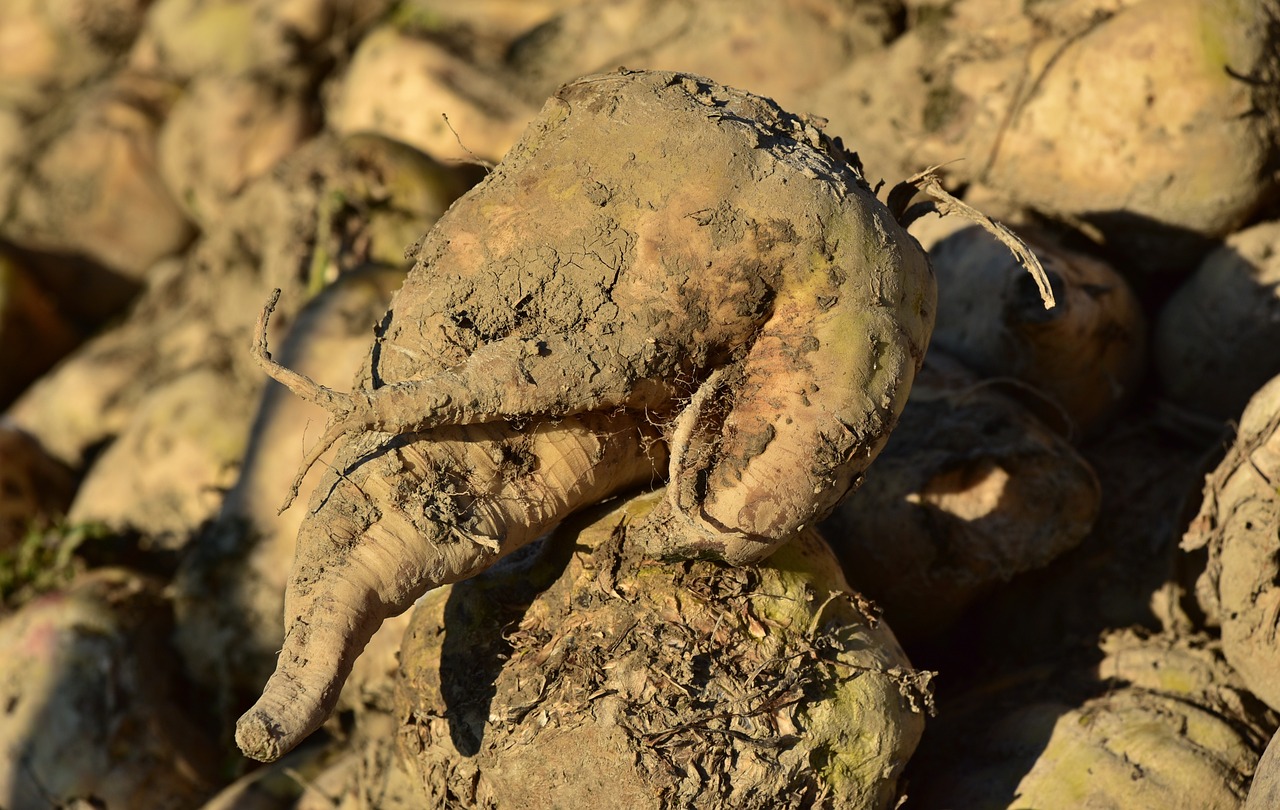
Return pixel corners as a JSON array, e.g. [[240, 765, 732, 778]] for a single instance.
[[438, 531, 578, 756]]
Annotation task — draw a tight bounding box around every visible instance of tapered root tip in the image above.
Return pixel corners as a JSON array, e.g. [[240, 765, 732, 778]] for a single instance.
[[235, 563, 386, 762], [235, 709, 288, 763]]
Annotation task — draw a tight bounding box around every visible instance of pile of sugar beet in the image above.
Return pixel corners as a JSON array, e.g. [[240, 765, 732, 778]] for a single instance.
[[2, 0, 1280, 807]]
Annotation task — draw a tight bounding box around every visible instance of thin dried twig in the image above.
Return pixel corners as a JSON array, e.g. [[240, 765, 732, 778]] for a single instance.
[[889, 167, 1057, 310], [252, 289, 358, 512]]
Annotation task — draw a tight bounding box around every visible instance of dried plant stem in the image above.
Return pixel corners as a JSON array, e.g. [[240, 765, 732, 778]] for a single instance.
[[890, 167, 1057, 310]]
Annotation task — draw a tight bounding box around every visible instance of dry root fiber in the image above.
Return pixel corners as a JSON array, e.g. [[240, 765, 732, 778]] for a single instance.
[[395, 491, 930, 810], [237, 69, 940, 761], [237, 407, 665, 762], [1183, 372, 1280, 712]]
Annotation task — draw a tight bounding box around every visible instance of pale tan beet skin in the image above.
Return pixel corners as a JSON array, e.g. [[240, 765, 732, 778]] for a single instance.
[[1184, 373, 1280, 713], [909, 629, 1274, 808], [820, 351, 1102, 643], [237, 70, 936, 761], [1249, 727, 1280, 808], [927, 224, 1146, 436], [815, 0, 1280, 271]]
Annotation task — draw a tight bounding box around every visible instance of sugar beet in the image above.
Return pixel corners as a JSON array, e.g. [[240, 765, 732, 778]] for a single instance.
[[237, 69, 938, 761]]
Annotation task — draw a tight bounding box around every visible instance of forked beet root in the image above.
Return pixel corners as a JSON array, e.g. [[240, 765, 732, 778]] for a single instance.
[[237, 69, 964, 761]]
